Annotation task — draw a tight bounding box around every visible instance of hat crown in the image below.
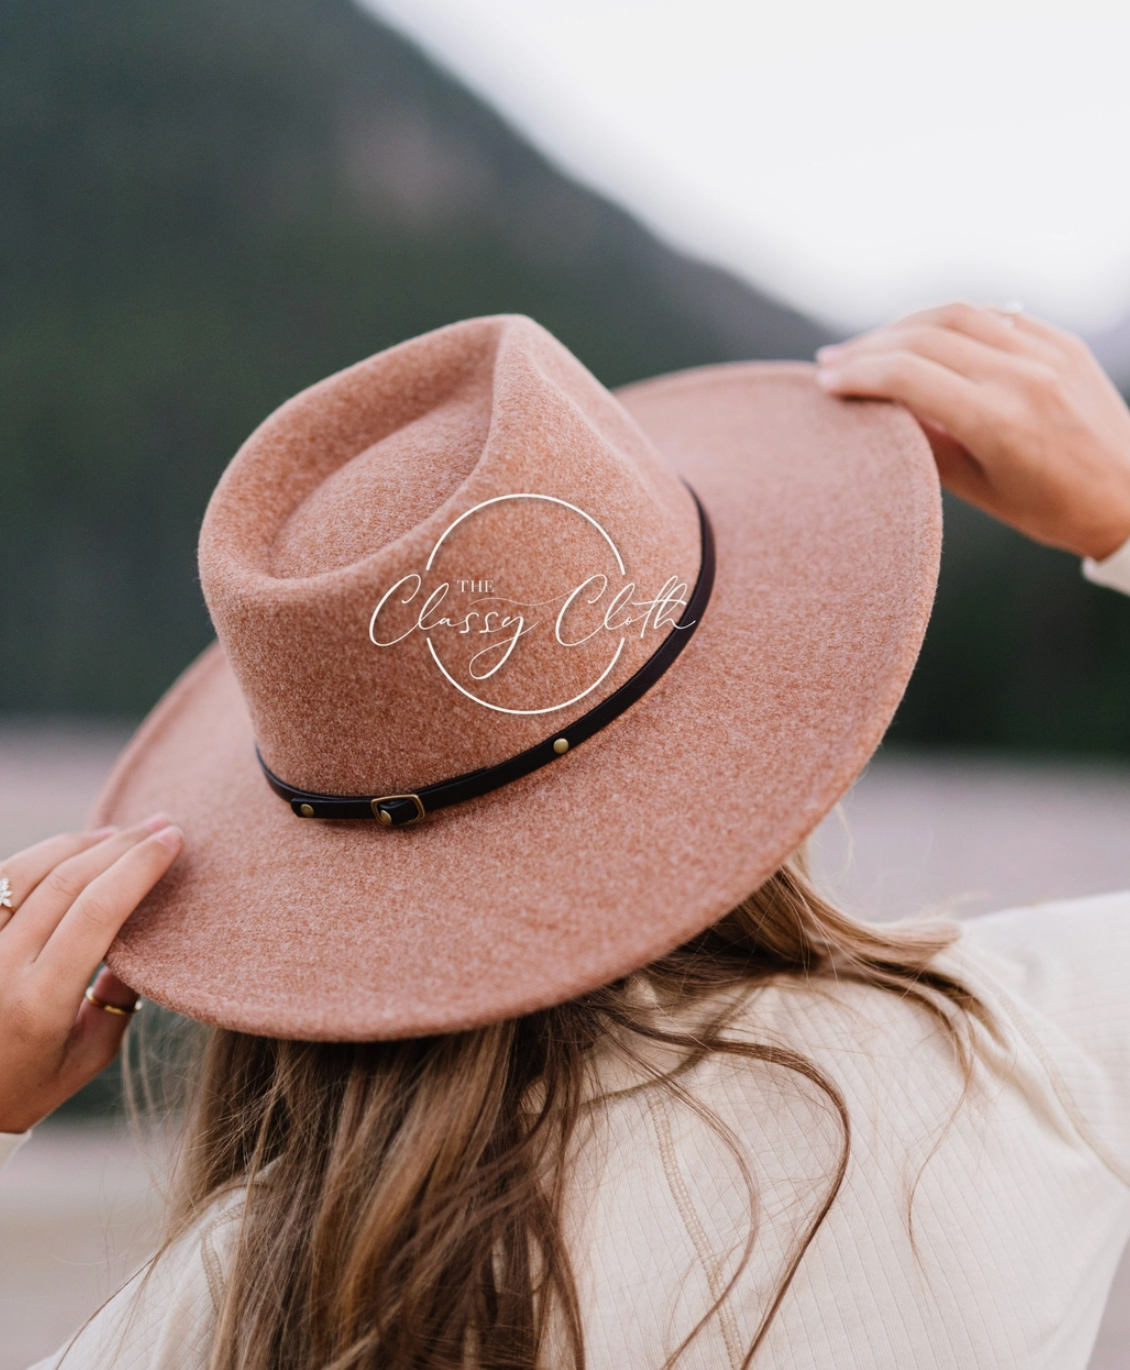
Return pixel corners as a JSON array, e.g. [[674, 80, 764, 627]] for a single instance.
[[199, 316, 701, 795]]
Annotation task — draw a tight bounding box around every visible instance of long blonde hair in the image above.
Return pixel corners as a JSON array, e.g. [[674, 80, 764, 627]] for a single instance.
[[151, 855, 982, 1370]]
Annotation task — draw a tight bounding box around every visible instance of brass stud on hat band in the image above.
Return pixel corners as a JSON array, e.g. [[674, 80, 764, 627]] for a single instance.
[[552, 738, 569, 755]]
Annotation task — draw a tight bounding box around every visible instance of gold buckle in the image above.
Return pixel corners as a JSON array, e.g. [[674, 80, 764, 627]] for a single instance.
[[371, 794, 426, 826]]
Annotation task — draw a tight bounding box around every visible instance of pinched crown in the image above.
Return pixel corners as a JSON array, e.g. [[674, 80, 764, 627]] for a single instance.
[[199, 316, 701, 796]]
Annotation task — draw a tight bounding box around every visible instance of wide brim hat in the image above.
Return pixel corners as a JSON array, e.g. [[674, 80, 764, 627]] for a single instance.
[[94, 316, 940, 1040]]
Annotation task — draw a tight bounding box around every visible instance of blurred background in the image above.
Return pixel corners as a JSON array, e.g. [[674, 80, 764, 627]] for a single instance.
[[5, 0, 1130, 738], [1, 0, 1129, 1365]]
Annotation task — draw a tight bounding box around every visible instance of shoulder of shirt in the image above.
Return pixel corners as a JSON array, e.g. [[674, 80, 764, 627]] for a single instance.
[[947, 888, 1130, 987], [943, 890, 1130, 1182], [593, 890, 1130, 1095], [28, 1184, 247, 1370], [937, 889, 1130, 1049], [181, 1182, 247, 1311], [117, 1180, 247, 1301]]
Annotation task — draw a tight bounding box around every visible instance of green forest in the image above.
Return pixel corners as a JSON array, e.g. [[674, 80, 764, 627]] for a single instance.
[[3, 0, 1130, 751]]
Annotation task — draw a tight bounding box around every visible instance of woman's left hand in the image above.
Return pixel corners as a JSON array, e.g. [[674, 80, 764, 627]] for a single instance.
[[815, 303, 1130, 561], [0, 817, 183, 1133]]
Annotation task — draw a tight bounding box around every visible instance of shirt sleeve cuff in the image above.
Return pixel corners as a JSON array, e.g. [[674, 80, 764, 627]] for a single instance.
[[0, 1130, 31, 1172], [1083, 536, 1130, 597]]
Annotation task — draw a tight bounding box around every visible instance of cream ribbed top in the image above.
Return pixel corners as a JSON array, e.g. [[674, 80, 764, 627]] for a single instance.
[[6, 550, 1130, 1369], [6, 894, 1129, 1370]]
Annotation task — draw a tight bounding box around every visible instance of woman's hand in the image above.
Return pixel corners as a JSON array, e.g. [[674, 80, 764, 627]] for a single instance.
[[815, 303, 1130, 560], [0, 816, 182, 1133]]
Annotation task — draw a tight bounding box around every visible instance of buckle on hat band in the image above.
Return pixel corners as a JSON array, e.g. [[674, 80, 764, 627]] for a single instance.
[[372, 794, 426, 826], [264, 788, 424, 824], [256, 485, 715, 828]]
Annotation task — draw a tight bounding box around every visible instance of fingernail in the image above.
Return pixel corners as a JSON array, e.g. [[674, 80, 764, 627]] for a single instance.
[[91, 826, 117, 838], [153, 824, 183, 851], [815, 344, 842, 360], [143, 812, 172, 832], [816, 369, 842, 389]]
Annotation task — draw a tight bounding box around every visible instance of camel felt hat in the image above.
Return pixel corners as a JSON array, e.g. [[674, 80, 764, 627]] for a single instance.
[[94, 315, 940, 1041]]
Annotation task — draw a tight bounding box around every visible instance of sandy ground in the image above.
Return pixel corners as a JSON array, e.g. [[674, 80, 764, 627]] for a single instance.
[[1, 722, 1128, 1367]]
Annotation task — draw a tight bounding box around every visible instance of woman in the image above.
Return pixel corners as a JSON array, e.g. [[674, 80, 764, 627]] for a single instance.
[[2, 303, 1130, 1369]]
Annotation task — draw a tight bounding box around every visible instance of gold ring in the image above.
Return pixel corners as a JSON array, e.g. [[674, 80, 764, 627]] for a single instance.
[[84, 987, 143, 1016]]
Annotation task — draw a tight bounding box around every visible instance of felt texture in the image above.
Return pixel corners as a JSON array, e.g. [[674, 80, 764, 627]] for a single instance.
[[198, 315, 701, 794], [94, 318, 941, 1040]]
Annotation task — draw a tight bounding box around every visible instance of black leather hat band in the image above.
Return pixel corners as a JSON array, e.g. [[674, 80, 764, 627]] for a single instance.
[[258, 487, 715, 826]]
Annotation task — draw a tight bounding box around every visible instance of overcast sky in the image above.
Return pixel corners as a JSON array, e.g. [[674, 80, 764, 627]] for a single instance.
[[363, 0, 1130, 336]]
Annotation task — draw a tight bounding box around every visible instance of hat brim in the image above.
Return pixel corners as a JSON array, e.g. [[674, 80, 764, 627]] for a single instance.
[[95, 363, 939, 1040]]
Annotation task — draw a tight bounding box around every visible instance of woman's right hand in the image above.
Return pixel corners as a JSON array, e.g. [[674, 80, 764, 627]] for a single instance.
[[0, 816, 183, 1133], [816, 303, 1130, 561]]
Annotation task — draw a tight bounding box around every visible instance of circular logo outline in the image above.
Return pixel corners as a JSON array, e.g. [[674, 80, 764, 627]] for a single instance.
[[425, 493, 626, 716]]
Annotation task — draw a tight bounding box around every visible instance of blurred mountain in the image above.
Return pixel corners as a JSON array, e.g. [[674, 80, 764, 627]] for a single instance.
[[0, 0, 827, 715], [2, 0, 1129, 750]]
